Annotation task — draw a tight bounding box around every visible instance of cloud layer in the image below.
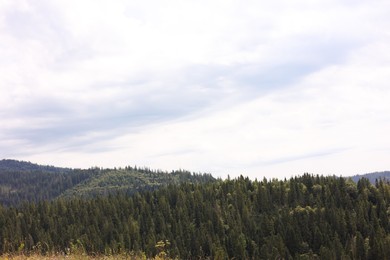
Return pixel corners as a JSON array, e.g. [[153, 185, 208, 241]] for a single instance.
[[1, 0, 390, 178]]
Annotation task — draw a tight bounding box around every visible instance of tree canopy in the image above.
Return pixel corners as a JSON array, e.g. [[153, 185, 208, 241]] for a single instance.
[[1, 174, 390, 259]]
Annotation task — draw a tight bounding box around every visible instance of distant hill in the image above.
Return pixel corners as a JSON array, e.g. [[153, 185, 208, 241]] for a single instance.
[[59, 166, 215, 199], [0, 160, 92, 206], [0, 159, 72, 173], [349, 171, 390, 184], [0, 159, 215, 206]]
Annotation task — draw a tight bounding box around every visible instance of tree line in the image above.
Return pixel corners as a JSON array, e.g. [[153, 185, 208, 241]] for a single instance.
[[1, 174, 390, 259]]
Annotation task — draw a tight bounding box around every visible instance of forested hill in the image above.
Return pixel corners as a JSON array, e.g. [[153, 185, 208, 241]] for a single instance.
[[59, 167, 216, 199], [0, 159, 90, 206], [350, 171, 390, 184], [0, 159, 72, 173], [1, 174, 390, 258], [0, 159, 215, 206]]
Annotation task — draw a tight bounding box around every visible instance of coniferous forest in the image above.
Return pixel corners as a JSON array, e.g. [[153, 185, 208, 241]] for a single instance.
[[0, 159, 214, 206], [1, 161, 390, 259]]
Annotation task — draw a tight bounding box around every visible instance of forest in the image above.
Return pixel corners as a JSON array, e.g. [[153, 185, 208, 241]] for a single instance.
[[0, 159, 214, 206], [1, 168, 390, 259]]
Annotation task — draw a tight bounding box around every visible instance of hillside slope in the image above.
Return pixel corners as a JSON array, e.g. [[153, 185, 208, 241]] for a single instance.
[[0, 159, 215, 206], [0, 160, 92, 206], [0, 159, 72, 173], [59, 167, 215, 198], [350, 171, 390, 184], [1, 174, 390, 258]]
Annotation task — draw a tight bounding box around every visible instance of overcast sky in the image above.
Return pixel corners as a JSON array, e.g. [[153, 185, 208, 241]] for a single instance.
[[1, 0, 390, 179]]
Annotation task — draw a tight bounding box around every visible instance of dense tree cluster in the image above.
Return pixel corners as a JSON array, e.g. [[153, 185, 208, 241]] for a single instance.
[[0, 169, 92, 206], [0, 160, 215, 206], [0, 159, 72, 174], [1, 174, 390, 259], [60, 168, 215, 199]]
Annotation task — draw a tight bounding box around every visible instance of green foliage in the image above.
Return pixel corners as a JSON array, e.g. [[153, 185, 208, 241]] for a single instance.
[[0, 159, 72, 173], [0, 167, 92, 206], [0, 160, 215, 206], [60, 168, 215, 199], [1, 173, 390, 259]]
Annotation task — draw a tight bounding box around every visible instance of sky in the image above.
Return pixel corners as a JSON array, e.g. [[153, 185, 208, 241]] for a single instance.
[[1, 0, 390, 179]]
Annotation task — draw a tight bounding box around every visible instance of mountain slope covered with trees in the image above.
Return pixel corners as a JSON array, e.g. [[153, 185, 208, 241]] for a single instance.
[[350, 171, 390, 184], [0, 159, 72, 173], [1, 174, 390, 259], [59, 167, 215, 199], [0, 160, 92, 206], [0, 159, 214, 206]]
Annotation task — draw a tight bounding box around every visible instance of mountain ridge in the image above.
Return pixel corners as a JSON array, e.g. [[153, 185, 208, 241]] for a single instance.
[[2, 158, 389, 205], [349, 171, 390, 184], [0, 159, 215, 206], [0, 159, 72, 173]]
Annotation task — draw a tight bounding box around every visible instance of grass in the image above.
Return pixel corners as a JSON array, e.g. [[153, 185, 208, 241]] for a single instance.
[[0, 253, 173, 260], [1, 256, 127, 260], [0, 253, 146, 260]]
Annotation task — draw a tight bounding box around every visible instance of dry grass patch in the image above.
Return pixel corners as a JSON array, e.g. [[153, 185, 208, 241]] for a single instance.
[[0, 254, 145, 260]]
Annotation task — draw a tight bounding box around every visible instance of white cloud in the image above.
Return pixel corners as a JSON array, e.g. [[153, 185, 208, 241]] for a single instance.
[[1, 0, 390, 178]]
